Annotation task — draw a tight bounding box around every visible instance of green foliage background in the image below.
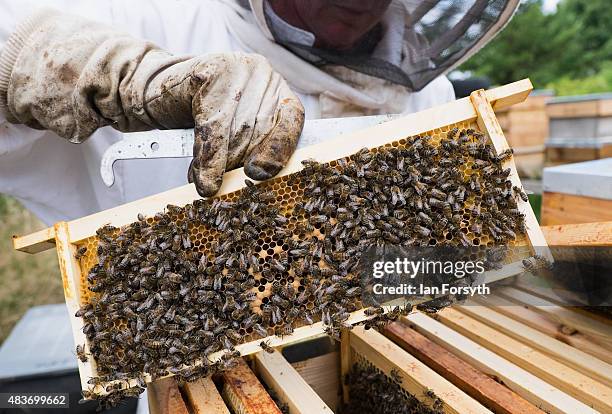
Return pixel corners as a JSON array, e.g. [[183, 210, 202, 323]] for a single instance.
[[460, 0, 612, 95]]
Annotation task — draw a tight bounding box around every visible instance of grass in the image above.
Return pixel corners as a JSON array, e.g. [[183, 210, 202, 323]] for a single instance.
[[528, 193, 542, 223], [0, 196, 63, 343]]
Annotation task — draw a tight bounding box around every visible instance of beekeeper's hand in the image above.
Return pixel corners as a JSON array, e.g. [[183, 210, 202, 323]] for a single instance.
[[0, 10, 304, 197]]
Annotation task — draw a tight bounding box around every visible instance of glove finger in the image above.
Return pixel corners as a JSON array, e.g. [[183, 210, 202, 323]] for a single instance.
[[189, 121, 230, 197], [225, 55, 273, 170], [243, 87, 305, 181]]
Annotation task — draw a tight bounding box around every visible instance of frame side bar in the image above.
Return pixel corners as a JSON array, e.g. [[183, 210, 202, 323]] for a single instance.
[[54, 222, 96, 394], [470, 89, 551, 260]]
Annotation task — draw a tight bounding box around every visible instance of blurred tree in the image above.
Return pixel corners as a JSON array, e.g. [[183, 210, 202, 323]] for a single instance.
[[459, 0, 612, 91], [546, 62, 612, 95], [459, 0, 556, 87], [551, 0, 612, 79]]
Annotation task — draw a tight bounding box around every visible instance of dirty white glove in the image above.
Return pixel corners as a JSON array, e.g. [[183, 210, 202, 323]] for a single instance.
[[0, 9, 304, 196]]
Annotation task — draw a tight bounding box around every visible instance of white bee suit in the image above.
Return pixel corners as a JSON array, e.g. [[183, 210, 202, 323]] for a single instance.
[[0, 0, 466, 226]]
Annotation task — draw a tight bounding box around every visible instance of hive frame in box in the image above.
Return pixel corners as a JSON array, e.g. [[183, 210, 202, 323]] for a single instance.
[[13, 79, 550, 396], [344, 326, 492, 414]]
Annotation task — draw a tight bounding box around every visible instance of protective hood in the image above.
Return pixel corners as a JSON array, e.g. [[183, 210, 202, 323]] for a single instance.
[[219, 0, 519, 115]]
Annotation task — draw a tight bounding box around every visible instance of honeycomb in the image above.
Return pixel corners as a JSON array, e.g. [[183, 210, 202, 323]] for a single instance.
[[73, 120, 533, 395]]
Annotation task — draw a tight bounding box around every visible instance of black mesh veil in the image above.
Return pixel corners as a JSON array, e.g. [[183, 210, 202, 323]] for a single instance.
[[254, 0, 518, 92]]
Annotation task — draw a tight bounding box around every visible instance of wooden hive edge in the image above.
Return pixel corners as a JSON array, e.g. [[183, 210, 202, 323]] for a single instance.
[[383, 320, 545, 414], [253, 350, 334, 414], [454, 302, 612, 388], [182, 377, 230, 414], [470, 90, 552, 262], [472, 294, 612, 365], [403, 312, 599, 414], [221, 359, 283, 414], [540, 221, 612, 247], [54, 222, 97, 393], [435, 307, 612, 413]]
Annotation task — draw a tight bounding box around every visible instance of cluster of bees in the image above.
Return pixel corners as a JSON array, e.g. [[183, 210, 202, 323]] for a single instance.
[[342, 364, 442, 414], [75, 127, 527, 407], [265, 386, 290, 414]]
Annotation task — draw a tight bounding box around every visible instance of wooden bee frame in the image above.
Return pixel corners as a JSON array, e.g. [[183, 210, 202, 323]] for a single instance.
[[13, 79, 551, 396]]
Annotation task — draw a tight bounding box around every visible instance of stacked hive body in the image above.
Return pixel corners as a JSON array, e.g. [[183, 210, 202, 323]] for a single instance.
[[542, 158, 612, 225], [545, 93, 612, 166], [13, 80, 549, 400]]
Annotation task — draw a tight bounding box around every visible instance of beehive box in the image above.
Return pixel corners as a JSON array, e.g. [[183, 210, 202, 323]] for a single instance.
[[13, 79, 550, 397], [542, 158, 612, 225], [545, 93, 612, 166]]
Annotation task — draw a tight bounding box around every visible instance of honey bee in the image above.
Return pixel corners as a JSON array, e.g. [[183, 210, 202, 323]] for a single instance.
[[302, 311, 315, 325], [74, 246, 88, 261], [105, 382, 124, 393], [424, 387, 437, 399], [390, 186, 406, 206], [433, 396, 444, 410], [415, 225, 431, 238], [505, 208, 524, 218], [143, 339, 163, 350], [87, 376, 104, 386], [495, 148, 514, 163], [81, 388, 96, 401], [364, 306, 384, 316], [276, 324, 294, 337], [221, 350, 241, 363], [513, 185, 529, 202], [75, 304, 93, 319], [533, 254, 553, 270], [260, 340, 275, 354], [345, 287, 362, 298], [389, 368, 403, 383], [76, 344, 88, 362], [323, 325, 340, 339], [219, 334, 236, 351]]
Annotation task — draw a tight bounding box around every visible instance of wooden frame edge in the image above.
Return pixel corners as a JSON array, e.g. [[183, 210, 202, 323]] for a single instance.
[[473, 294, 612, 365], [183, 377, 231, 414], [221, 359, 282, 414], [403, 312, 597, 414], [54, 222, 96, 393], [253, 350, 334, 414], [436, 308, 612, 412], [455, 303, 612, 388], [384, 321, 544, 414], [541, 222, 612, 246]]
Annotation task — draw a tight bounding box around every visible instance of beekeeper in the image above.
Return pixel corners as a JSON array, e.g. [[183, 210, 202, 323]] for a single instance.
[[0, 0, 519, 225]]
